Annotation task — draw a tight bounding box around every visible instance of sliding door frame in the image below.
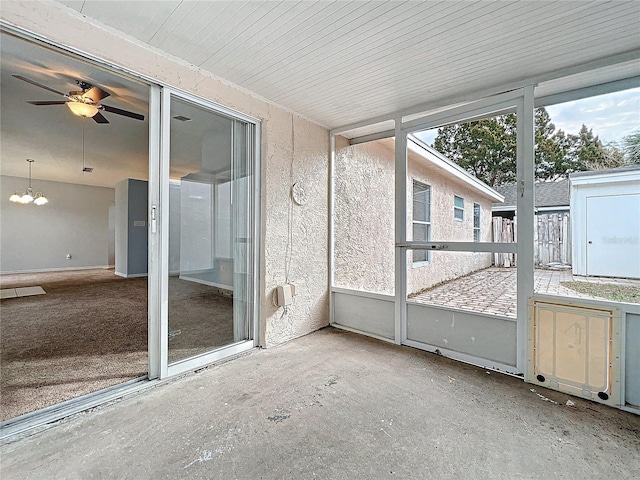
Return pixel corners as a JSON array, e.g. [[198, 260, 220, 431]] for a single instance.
[[156, 87, 261, 379]]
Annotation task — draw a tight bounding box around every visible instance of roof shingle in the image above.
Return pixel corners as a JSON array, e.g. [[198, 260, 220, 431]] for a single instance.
[[494, 180, 569, 208]]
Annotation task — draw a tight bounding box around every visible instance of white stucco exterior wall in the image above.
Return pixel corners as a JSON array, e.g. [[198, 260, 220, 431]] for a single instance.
[[407, 147, 494, 295], [0, 1, 329, 347], [334, 139, 494, 296], [334, 141, 396, 294]]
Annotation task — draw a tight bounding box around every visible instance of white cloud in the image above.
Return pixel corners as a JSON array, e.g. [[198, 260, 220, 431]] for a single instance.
[[546, 87, 640, 142]]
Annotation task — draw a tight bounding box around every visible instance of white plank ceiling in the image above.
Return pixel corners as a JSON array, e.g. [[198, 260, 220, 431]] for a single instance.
[[47, 0, 640, 130]]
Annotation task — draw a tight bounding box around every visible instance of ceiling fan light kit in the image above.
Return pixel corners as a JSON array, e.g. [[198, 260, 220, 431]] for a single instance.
[[66, 101, 99, 118], [10, 74, 145, 202], [9, 159, 48, 206], [13, 74, 145, 124]]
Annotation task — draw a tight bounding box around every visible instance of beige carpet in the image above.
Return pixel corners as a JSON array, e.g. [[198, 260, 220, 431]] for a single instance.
[[0, 269, 233, 421]]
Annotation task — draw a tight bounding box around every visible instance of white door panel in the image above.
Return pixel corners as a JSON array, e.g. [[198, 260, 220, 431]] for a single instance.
[[586, 194, 640, 278]]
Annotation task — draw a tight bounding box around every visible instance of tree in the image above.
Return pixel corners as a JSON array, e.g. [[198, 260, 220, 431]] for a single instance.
[[433, 115, 516, 187], [571, 125, 607, 170], [534, 109, 573, 181], [622, 129, 640, 164], [430, 109, 615, 187]]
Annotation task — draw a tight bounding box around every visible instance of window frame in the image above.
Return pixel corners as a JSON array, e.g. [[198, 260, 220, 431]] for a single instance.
[[412, 179, 432, 267], [473, 202, 481, 242], [454, 195, 464, 222]]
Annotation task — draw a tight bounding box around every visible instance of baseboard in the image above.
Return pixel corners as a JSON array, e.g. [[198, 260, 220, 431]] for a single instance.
[[114, 271, 148, 278], [1, 265, 113, 275], [179, 274, 232, 291]]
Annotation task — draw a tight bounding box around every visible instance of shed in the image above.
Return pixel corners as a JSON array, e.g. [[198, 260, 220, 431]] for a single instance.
[[570, 165, 640, 279]]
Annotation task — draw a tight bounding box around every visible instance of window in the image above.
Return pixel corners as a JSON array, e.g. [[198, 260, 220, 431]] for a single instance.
[[454, 195, 464, 221], [473, 203, 481, 242], [412, 180, 431, 264]]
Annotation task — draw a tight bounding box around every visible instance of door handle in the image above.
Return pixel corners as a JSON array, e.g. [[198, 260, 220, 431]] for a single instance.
[[151, 205, 157, 234], [588, 240, 592, 244]]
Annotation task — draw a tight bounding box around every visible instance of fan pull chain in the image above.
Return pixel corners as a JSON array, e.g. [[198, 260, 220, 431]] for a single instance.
[[82, 117, 86, 175]]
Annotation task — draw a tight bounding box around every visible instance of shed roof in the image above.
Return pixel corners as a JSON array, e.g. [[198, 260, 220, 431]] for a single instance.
[[493, 180, 570, 210], [569, 164, 640, 179]]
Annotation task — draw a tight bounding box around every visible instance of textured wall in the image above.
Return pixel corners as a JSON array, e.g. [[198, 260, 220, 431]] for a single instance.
[[1, 2, 329, 347], [407, 151, 494, 294], [262, 110, 329, 345], [334, 140, 494, 296], [334, 141, 395, 294]]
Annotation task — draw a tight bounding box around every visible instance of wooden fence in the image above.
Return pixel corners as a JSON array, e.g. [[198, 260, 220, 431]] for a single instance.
[[492, 212, 571, 267]]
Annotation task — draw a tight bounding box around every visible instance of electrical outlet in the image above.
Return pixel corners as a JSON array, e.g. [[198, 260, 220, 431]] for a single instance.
[[276, 284, 293, 307]]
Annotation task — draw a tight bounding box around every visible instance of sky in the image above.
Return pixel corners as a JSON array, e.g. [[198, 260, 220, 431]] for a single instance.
[[415, 87, 640, 146], [546, 87, 639, 144]]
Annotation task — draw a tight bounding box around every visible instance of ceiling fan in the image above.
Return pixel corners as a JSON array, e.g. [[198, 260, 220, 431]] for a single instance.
[[13, 74, 145, 124]]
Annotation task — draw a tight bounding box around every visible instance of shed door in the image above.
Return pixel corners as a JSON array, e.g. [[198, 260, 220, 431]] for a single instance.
[[586, 194, 640, 279]]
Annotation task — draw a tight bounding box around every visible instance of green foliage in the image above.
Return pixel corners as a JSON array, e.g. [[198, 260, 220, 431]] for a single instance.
[[433, 115, 517, 187], [622, 129, 640, 164], [430, 107, 622, 187], [583, 129, 640, 170]]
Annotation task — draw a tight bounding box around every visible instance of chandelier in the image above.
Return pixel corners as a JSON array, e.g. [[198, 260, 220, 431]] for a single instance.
[[9, 159, 48, 205]]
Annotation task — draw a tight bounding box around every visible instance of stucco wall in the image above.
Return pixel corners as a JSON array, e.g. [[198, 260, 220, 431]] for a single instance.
[[334, 140, 494, 296], [334, 141, 395, 294], [1, 1, 329, 347], [407, 149, 494, 294]]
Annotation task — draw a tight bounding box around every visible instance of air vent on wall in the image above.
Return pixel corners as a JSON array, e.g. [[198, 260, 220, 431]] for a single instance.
[[172, 115, 192, 122]]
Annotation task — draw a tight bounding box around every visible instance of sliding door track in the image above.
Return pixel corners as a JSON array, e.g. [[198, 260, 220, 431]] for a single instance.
[[1, 376, 154, 441]]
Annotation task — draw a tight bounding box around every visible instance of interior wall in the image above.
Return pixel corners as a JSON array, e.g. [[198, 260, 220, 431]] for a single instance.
[[114, 178, 148, 277], [0, 1, 330, 347], [0, 175, 114, 273]]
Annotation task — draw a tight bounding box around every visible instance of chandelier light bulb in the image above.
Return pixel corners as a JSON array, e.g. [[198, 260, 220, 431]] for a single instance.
[[34, 193, 48, 206], [21, 187, 34, 204], [9, 159, 47, 205]]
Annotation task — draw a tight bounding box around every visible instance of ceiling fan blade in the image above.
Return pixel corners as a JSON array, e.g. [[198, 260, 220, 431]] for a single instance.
[[83, 86, 110, 102], [27, 100, 69, 105], [92, 112, 110, 124], [101, 104, 145, 121], [13, 75, 68, 97]]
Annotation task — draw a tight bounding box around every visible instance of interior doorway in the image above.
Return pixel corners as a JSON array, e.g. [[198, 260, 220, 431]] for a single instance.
[[0, 32, 151, 421]]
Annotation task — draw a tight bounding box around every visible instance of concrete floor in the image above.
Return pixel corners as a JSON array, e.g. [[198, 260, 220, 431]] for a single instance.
[[2, 328, 639, 479]]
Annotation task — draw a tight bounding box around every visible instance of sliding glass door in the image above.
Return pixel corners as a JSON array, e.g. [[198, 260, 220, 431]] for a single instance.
[[159, 90, 259, 375]]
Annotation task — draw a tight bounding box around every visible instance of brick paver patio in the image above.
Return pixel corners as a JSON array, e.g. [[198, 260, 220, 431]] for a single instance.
[[409, 267, 640, 318]]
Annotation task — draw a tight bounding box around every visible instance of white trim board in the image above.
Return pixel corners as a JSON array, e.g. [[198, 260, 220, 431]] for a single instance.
[[0, 265, 114, 275]]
